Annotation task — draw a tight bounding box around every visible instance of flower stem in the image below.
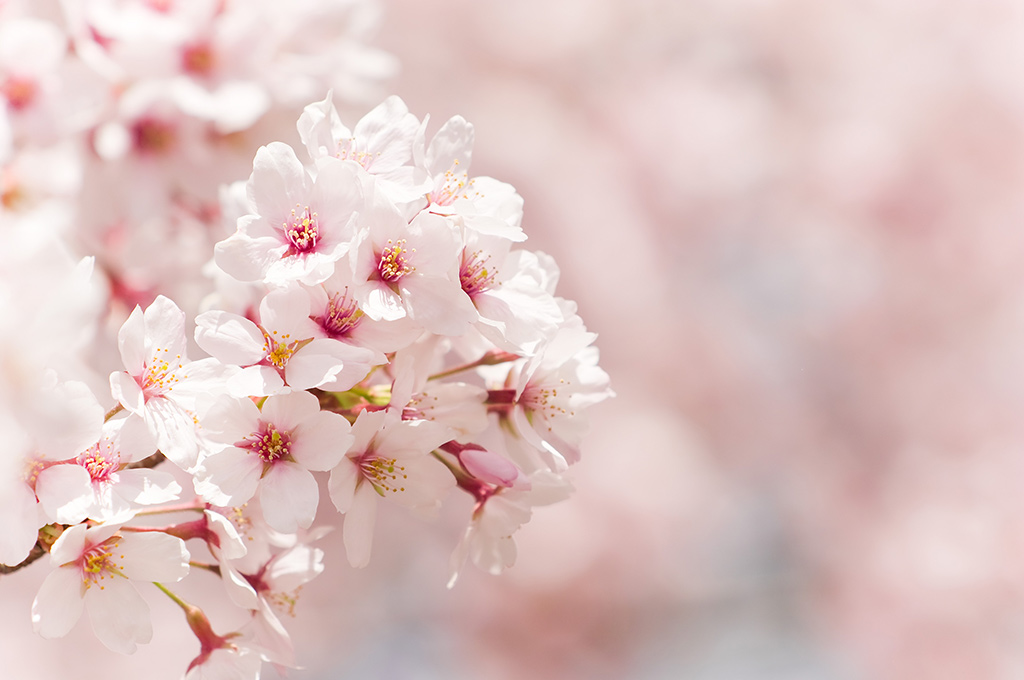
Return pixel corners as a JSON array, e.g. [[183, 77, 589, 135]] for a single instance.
[[428, 350, 520, 382], [153, 581, 191, 611], [104, 403, 124, 422]]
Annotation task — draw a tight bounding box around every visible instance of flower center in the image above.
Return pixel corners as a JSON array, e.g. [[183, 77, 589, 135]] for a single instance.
[[431, 160, 473, 206], [142, 347, 184, 398], [132, 117, 177, 155], [261, 330, 295, 369], [459, 248, 497, 297], [79, 540, 123, 590], [377, 239, 413, 283], [78, 442, 120, 483], [284, 205, 320, 253], [358, 453, 407, 495], [1, 76, 37, 110], [318, 290, 363, 338], [336, 141, 377, 170], [182, 42, 215, 76], [241, 423, 292, 464]]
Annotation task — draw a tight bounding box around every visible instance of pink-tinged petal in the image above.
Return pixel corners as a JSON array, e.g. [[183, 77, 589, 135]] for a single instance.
[[265, 544, 325, 592], [143, 295, 188, 359], [290, 410, 353, 471], [297, 92, 347, 160], [35, 464, 93, 525], [259, 391, 319, 431], [328, 457, 359, 514], [194, 448, 262, 507], [187, 647, 262, 680], [295, 340, 376, 392], [0, 482, 41, 566], [85, 578, 152, 654], [260, 462, 318, 533], [284, 338, 363, 390], [404, 212, 459, 275], [144, 397, 199, 470], [214, 232, 288, 282], [349, 408, 388, 453], [352, 96, 416, 169], [110, 370, 145, 416], [117, 532, 190, 582], [461, 448, 520, 487], [117, 305, 147, 375], [32, 566, 85, 638], [310, 158, 361, 240], [113, 469, 181, 506], [201, 396, 261, 443], [386, 455, 454, 514], [402, 275, 477, 336], [49, 523, 89, 566], [226, 365, 286, 398], [259, 286, 316, 338], [247, 601, 295, 666], [377, 417, 451, 458], [247, 142, 310, 222], [343, 482, 378, 568], [360, 283, 406, 321], [220, 560, 259, 610], [426, 115, 474, 175], [205, 510, 247, 561], [114, 415, 158, 463], [195, 311, 266, 366]]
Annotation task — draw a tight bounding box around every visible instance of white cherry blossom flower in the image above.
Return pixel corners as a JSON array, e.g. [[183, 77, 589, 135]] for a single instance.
[[194, 390, 352, 533], [31, 522, 190, 654], [195, 285, 375, 395], [351, 184, 476, 336], [35, 415, 180, 525], [109, 294, 229, 470], [297, 92, 429, 204], [214, 143, 362, 285], [328, 408, 454, 567]]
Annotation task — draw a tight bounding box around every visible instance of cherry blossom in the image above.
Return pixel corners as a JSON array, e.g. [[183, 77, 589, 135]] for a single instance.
[[328, 408, 454, 567], [109, 294, 229, 470], [31, 522, 190, 654], [195, 390, 353, 533]]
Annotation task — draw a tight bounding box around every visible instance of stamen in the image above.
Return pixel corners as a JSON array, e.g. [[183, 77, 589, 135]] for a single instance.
[[318, 289, 363, 338], [358, 454, 407, 495], [284, 205, 320, 253], [377, 239, 413, 283], [460, 248, 498, 297], [239, 423, 292, 464]]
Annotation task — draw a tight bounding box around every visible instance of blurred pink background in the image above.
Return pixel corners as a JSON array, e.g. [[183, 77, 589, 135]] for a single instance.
[[6, 1, 1024, 678]]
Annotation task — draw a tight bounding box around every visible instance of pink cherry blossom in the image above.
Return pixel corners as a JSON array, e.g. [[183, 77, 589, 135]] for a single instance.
[[195, 390, 353, 533], [214, 142, 362, 285], [31, 522, 190, 654], [328, 408, 454, 567], [109, 294, 229, 470], [35, 415, 181, 525]]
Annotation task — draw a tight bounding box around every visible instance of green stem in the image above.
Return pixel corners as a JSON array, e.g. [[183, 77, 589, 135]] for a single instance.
[[104, 404, 124, 422], [153, 581, 190, 612]]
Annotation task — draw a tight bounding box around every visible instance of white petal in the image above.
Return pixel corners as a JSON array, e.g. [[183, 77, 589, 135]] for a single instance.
[[290, 410, 352, 471], [32, 566, 85, 638], [35, 464, 93, 525], [116, 532, 190, 582], [194, 311, 266, 366], [259, 462, 318, 533], [343, 483, 377, 568], [85, 578, 152, 654]]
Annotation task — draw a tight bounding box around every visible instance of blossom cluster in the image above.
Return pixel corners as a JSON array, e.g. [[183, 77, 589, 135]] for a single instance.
[[0, 4, 611, 677]]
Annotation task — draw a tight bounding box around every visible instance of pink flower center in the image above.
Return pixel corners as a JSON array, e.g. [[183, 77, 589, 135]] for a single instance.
[[520, 380, 574, 423], [1, 76, 37, 110], [141, 347, 184, 399], [377, 239, 413, 283], [431, 161, 473, 206], [78, 442, 120, 483], [357, 453, 407, 494], [284, 205, 320, 253], [318, 290, 363, 338], [132, 116, 178, 155], [182, 42, 215, 76], [240, 423, 292, 463], [336, 141, 377, 170], [78, 539, 123, 590], [459, 249, 497, 297]]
